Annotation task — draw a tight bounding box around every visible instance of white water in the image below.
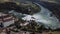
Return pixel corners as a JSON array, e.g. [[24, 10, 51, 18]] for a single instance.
[[9, 3, 60, 29], [22, 3, 60, 29]]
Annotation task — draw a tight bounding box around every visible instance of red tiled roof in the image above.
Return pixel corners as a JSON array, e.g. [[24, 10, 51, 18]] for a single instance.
[[0, 13, 14, 22]]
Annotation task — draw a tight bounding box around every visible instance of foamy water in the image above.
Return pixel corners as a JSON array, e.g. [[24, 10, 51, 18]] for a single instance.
[[22, 3, 60, 29], [9, 3, 60, 29]]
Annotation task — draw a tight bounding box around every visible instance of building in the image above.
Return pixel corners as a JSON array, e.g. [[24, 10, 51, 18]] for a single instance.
[[0, 13, 14, 27]]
